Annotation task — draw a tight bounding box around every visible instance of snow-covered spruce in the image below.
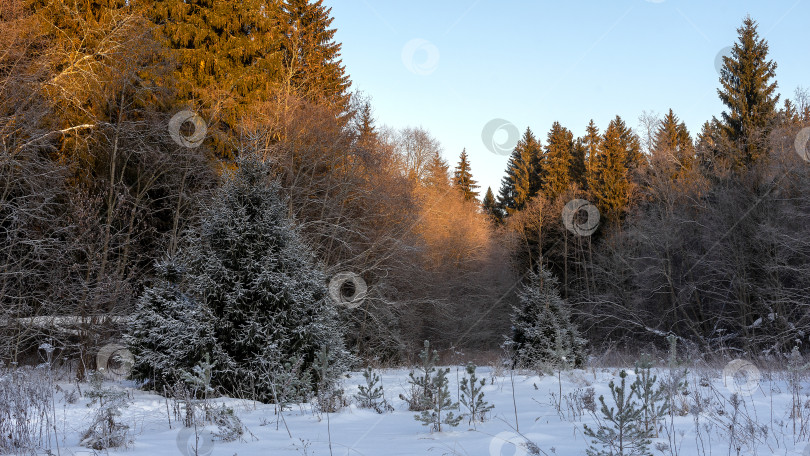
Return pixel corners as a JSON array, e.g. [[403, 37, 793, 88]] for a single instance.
[[127, 157, 352, 402], [506, 266, 586, 371]]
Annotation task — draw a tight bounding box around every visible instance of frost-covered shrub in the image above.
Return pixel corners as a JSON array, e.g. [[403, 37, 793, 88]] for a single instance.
[[0, 363, 55, 453], [506, 267, 586, 371], [127, 157, 352, 402], [80, 371, 130, 450]]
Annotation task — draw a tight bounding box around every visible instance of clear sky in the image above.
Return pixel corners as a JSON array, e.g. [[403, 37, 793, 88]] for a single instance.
[[328, 0, 809, 195]]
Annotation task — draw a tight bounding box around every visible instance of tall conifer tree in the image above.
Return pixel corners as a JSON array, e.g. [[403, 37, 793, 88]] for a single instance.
[[718, 16, 779, 167], [543, 122, 575, 200], [496, 128, 542, 216], [280, 0, 351, 110], [453, 149, 480, 201]]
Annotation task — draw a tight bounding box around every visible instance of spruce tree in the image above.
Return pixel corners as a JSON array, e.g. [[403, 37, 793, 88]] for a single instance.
[[128, 157, 351, 402], [126, 258, 218, 392], [279, 0, 351, 110], [718, 16, 779, 167], [481, 187, 500, 222], [583, 120, 602, 187], [588, 116, 640, 224], [543, 121, 575, 200], [653, 109, 695, 176], [507, 266, 585, 370], [424, 152, 451, 189], [496, 127, 542, 216], [188, 157, 351, 401], [453, 149, 480, 201], [571, 138, 588, 190], [145, 0, 284, 158]]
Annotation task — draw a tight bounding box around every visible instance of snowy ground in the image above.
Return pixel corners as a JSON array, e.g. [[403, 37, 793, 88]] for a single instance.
[[25, 364, 810, 456]]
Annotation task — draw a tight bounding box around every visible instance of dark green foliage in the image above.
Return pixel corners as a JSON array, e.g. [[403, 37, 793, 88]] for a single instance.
[[354, 367, 392, 413], [543, 121, 575, 200], [128, 157, 351, 403], [126, 259, 218, 392], [481, 187, 500, 222], [280, 0, 351, 110], [588, 116, 641, 224], [633, 355, 669, 437], [414, 365, 462, 432], [497, 127, 542, 216], [146, 0, 284, 158], [507, 266, 586, 370], [718, 16, 779, 167], [583, 370, 651, 456], [453, 149, 480, 201], [459, 363, 494, 427], [403, 340, 438, 412]]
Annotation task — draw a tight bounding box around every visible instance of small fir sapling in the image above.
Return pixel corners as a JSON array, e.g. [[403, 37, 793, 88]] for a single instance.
[[583, 370, 651, 456], [414, 365, 463, 432], [459, 363, 494, 426], [354, 367, 392, 413]]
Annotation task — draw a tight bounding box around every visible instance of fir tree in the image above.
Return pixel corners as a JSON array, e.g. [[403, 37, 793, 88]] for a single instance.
[[459, 363, 494, 427], [543, 121, 575, 200], [453, 149, 480, 201], [481, 187, 500, 222], [583, 370, 651, 456], [354, 367, 392, 413], [571, 138, 588, 190], [424, 152, 451, 189], [126, 259, 218, 392], [403, 340, 438, 412], [128, 157, 351, 403], [496, 127, 542, 216], [718, 16, 779, 167], [279, 0, 351, 110], [588, 116, 640, 224], [583, 120, 602, 190], [653, 109, 695, 176], [145, 0, 283, 158], [507, 266, 586, 370], [187, 157, 351, 401], [414, 359, 463, 432]]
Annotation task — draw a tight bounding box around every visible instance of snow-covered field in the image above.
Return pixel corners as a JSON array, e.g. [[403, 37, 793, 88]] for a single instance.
[[16, 364, 810, 456]]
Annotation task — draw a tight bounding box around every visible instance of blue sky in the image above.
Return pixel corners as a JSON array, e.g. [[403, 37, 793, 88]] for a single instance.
[[328, 0, 809, 195]]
